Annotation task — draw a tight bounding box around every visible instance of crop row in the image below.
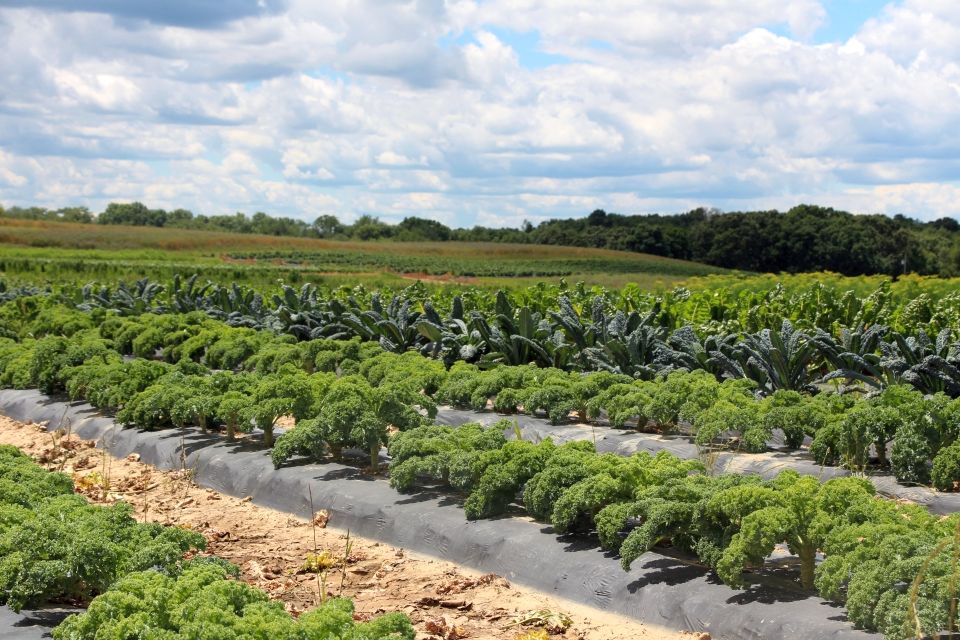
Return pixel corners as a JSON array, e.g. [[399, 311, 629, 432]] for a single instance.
[[0, 445, 413, 639], [7, 272, 960, 334], [3, 275, 960, 400], [0, 308, 958, 639], [225, 249, 714, 277], [5, 303, 960, 487], [388, 426, 958, 639]]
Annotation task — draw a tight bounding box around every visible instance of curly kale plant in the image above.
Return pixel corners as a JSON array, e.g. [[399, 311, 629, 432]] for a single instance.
[[0, 497, 204, 611], [613, 474, 760, 569], [29, 333, 116, 394], [932, 440, 960, 491], [387, 422, 508, 492], [454, 439, 560, 520], [709, 472, 875, 590], [63, 358, 170, 412], [615, 471, 888, 593], [815, 501, 959, 639], [0, 448, 204, 612], [757, 390, 825, 450], [272, 374, 430, 471], [53, 562, 414, 640], [691, 379, 762, 451], [547, 451, 702, 534], [247, 367, 325, 447], [646, 369, 720, 429], [0, 445, 73, 509], [810, 403, 903, 470]]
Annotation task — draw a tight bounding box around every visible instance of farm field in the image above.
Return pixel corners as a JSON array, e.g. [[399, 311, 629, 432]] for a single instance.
[[0, 415, 682, 640], [6, 0, 960, 638], [0, 218, 726, 290], [0, 259, 957, 640], [5, 218, 960, 300]]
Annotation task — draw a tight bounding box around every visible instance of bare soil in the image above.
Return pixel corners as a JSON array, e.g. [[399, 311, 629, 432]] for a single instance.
[[0, 415, 703, 640]]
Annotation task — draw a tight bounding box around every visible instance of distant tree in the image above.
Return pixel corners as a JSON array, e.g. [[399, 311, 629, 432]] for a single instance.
[[396, 217, 451, 242], [165, 208, 194, 227], [587, 209, 608, 226], [55, 207, 93, 223], [98, 202, 166, 227], [3, 206, 49, 220], [205, 212, 251, 234], [251, 212, 275, 235], [351, 215, 393, 241], [932, 217, 960, 233], [313, 214, 344, 238]]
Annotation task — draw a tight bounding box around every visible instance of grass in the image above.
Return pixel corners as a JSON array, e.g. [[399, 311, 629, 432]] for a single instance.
[[682, 271, 960, 298], [4, 217, 960, 304], [6, 218, 960, 299], [0, 218, 729, 289]]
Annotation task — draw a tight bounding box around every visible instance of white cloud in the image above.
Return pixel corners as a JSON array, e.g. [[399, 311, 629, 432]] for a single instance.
[[830, 182, 960, 218], [0, 1, 959, 225], [0, 152, 28, 188], [222, 151, 260, 175], [468, 0, 828, 56], [375, 151, 424, 167]]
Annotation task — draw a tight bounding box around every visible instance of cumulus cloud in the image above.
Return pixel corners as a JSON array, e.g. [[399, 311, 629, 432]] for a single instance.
[[0, 0, 958, 225]]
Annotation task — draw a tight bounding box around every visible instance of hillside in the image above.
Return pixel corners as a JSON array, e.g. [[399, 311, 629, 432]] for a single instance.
[[0, 218, 729, 289], [5, 201, 960, 277]]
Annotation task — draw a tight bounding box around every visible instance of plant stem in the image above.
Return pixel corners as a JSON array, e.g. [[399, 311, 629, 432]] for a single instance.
[[262, 424, 274, 448], [799, 543, 816, 590], [339, 530, 351, 596], [308, 485, 323, 604]]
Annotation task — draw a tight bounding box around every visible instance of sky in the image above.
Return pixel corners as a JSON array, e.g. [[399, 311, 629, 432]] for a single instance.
[[0, 0, 959, 227]]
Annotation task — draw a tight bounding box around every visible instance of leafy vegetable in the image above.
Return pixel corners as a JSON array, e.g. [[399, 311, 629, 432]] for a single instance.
[[53, 562, 414, 640]]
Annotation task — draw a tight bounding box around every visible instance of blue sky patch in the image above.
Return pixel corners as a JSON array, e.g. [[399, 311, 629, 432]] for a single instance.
[[816, 0, 893, 42], [486, 28, 571, 68], [442, 27, 572, 69]]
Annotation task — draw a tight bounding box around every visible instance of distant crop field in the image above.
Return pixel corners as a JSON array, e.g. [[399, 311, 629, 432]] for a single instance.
[[0, 218, 728, 288]]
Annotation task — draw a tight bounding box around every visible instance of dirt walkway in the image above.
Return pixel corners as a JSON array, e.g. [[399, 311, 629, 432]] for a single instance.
[[0, 415, 702, 640]]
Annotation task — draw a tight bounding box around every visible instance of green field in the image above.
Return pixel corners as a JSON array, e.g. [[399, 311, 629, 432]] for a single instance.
[[0, 217, 728, 289], [5, 217, 960, 303], [3, 215, 960, 640]]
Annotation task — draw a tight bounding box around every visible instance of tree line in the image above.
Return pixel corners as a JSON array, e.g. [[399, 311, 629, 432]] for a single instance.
[[514, 206, 960, 277], [2, 201, 960, 276]]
